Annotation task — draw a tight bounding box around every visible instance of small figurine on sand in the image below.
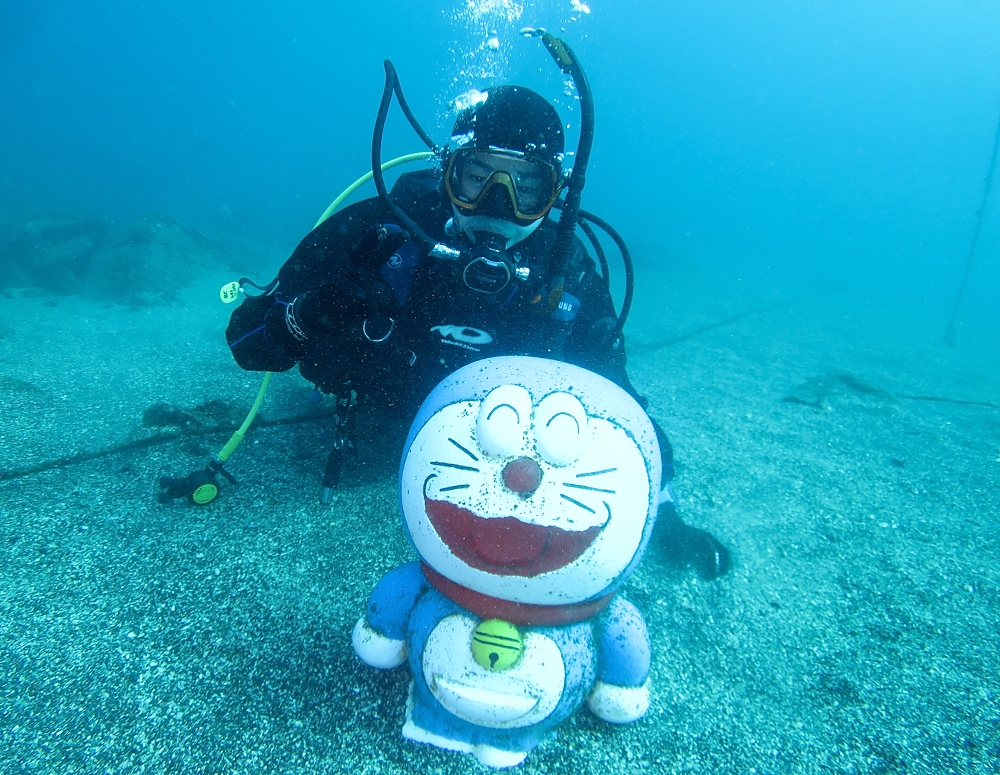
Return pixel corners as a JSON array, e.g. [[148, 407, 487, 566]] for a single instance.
[[353, 356, 660, 768]]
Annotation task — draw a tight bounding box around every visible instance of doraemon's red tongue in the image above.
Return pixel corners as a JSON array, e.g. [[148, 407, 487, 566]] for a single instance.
[[472, 516, 548, 565], [425, 498, 601, 576]]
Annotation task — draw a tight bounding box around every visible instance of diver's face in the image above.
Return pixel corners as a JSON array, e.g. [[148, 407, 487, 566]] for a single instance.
[[458, 155, 548, 214]]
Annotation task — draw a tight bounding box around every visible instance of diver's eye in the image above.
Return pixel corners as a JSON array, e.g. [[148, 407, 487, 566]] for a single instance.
[[464, 163, 491, 184], [477, 384, 532, 457], [533, 392, 590, 466]]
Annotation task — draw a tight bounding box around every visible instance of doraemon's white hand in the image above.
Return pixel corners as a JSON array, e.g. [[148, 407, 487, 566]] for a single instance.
[[587, 679, 650, 723], [352, 617, 407, 669]]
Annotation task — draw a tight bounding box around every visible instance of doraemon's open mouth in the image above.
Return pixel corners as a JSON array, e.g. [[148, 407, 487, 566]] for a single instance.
[[425, 498, 605, 577]]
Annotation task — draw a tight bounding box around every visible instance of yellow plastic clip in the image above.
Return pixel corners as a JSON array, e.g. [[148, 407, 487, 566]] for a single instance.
[[220, 281, 242, 304]]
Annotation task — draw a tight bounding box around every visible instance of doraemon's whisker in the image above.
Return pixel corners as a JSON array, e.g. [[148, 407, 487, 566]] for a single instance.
[[431, 461, 480, 472], [575, 467, 616, 478], [563, 483, 615, 494], [439, 484, 470, 492], [448, 438, 479, 461], [560, 494, 596, 514]]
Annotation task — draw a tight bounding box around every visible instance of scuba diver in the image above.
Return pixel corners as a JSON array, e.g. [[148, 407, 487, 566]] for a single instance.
[[223, 36, 730, 580]]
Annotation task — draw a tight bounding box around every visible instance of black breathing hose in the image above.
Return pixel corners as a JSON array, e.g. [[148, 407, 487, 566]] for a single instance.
[[370, 61, 441, 254], [550, 200, 634, 337], [386, 62, 440, 154], [578, 209, 634, 339], [536, 33, 596, 310], [577, 217, 611, 284]]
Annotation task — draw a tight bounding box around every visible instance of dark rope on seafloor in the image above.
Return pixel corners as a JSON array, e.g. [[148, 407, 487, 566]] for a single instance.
[[784, 393, 998, 410], [638, 307, 998, 411], [898, 394, 999, 409], [782, 373, 999, 411], [0, 411, 338, 483], [943, 101, 1000, 347], [630, 302, 797, 354]]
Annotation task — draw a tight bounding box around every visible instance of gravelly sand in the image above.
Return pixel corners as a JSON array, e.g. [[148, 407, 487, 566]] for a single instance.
[[1, 266, 998, 774]]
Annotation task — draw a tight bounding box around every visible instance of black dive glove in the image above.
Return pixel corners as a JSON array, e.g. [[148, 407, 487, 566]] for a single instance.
[[290, 225, 410, 343], [266, 270, 392, 360], [268, 225, 408, 355], [289, 274, 370, 341]]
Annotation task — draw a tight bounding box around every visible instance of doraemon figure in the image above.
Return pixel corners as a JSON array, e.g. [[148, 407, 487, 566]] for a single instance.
[[352, 356, 659, 768]]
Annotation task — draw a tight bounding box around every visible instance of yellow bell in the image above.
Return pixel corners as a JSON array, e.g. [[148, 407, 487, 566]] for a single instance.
[[471, 619, 523, 671]]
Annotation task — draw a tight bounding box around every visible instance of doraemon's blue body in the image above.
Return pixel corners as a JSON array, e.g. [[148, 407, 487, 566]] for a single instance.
[[362, 562, 650, 760], [353, 357, 660, 768]]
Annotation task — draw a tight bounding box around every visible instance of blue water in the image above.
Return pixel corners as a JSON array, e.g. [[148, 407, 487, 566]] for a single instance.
[[3, 1, 999, 312]]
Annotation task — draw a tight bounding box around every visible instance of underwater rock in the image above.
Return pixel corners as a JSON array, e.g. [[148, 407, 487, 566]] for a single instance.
[[142, 403, 202, 430], [782, 372, 893, 410], [86, 215, 228, 306], [0, 209, 110, 293], [0, 209, 231, 305]]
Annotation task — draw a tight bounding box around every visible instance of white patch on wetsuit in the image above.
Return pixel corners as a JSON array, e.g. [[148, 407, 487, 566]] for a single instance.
[[431, 325, 494, 353]]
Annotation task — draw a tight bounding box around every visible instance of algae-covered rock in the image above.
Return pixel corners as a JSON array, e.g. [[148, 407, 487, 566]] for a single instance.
[[0, 209, 231, 305], [86, 215, 228, 306], [0, 210, 110, 293]]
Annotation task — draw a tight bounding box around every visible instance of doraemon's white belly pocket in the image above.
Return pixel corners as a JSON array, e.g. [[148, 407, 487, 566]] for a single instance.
[[422, 614, 565, 729]]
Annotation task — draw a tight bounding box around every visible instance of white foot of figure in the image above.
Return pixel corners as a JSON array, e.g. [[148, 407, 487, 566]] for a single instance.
[[588, 680, 650, 723], [473, 744, 528, 768], [402, 681, 473, 753], [401, 682, 528, 768], [402, 717, 475, 755], [352, 617, 407, 669]]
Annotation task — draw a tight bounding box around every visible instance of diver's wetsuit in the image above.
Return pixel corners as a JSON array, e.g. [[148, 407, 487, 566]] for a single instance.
[[227, 170, 669, 463]]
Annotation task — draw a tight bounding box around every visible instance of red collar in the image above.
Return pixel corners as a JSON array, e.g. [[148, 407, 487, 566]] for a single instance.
[[421, 562, 613, 626]]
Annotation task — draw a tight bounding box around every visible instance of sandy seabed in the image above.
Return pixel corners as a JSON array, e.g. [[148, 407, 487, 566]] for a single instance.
[[1, 265, 998, 774]]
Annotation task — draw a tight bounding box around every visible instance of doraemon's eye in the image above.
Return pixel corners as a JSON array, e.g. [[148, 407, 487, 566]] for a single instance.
[[533, 392, 589, 466], [476, 384, 532, 457]]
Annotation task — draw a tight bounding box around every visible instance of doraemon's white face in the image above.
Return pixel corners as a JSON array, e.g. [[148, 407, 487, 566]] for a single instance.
[[401, 383, 653, 606]]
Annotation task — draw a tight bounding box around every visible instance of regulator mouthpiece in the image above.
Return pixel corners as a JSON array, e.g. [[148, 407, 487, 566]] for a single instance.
[[462, 233, 519, 294]]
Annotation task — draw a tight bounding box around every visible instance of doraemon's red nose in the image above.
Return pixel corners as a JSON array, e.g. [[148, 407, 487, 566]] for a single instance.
[[502, 457, 542, 495]]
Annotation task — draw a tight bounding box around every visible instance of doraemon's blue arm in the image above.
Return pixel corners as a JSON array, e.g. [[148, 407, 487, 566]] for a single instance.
[[353, 561, 427, 669], [589, 596, 651, 723]]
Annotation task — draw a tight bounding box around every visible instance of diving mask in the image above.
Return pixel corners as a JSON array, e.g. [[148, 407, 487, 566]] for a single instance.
[[445, 148, 561, 221]]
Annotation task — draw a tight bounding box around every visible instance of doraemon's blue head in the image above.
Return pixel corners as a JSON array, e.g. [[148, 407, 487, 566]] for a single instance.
[[399, 357, 660, 612]]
